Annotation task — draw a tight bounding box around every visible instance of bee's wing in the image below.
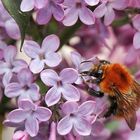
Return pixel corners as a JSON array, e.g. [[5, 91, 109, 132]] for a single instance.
[[111, 85, 137, 130]]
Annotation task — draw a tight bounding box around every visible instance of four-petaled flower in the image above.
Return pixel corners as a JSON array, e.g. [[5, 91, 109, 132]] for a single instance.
[[5, 68, 40, 102], [94, 0, 127, 25], [36, 0, 64, 25], [4, 99, 52, 137], [40, 68, 80, 106], [0, 45, 28, 86], [62, 0, 95, 26], [57, 101, 96, 136], [23, 34, 62, 74]]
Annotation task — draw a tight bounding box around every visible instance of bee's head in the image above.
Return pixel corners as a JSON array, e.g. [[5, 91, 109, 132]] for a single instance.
[[81, 59, 110, 78]]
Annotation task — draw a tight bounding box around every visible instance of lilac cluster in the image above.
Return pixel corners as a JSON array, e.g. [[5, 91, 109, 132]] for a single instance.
[[0, 35, 107, 139], [0, 0, 140, 140]]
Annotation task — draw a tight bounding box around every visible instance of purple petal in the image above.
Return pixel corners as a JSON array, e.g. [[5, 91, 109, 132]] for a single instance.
[[52, 3, 64, 21], [20, 0, 35, 12], [63, 0, 75, 7], [57, 116, 73, 135], [85, 0, 99, 6], [34, 0, 47, 9], [2, 71, 13, 86], [29, 58, 44, 74], [94, 3, 107, 18], [133, 15, 140, 31], [45, 87, 61, 106], [4, 45, 16, 63], [36, 7, 52, 25], [91, 121, 104, 135], [23, 40, 40, 58], [71, 51, 82, 69], [18, 99, 36, 111], [17, 68, 33, 86], [133, 32, 140, 49], [12, 131, 29, 140], [40, 69, 59, 86], [0, 61, 9, 75], [104, 6, 115, 25], [73, 117, 91, 136], [27, 84, 40, 101], [62, 101, 78, 115], [60, 68, 78, 84], [33, 107, 52, 121], [62, 84, 80, 102], [110, 0, 127, 10], [3, 120, 23, 127], [45, 52, 62, 67], [25, 116, 39, 137], [79, 7, 95, 25], [62, 7, 78, 26], [4, 82, 22, 98], [78, 101, 96, 116], [12, 60, 28, 73], [55, 0, 64, 4], [7, 109, 27, 123], [42, 34, 60, 52], [5, 19, 20, 40]]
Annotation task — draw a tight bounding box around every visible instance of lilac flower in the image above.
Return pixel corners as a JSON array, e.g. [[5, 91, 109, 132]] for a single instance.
[[20, 0, 47, 12], [128, 0, 140, 8], [5, 99, 52, 137], [12, 130, 30, 140], [62, 0, 95, 26], [40, 68, 80, 106], [94, 0, 128, 25], [0, 1, 20, 39], [5, 68, 40, 102], [132, 15, 140, 49], [0, 45, 28, 86], [36, 0, 64, 25], [23, 34, 62, 74], [57, 101, 96, 136]]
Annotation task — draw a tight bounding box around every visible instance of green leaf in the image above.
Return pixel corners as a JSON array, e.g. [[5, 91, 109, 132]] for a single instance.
[[2, 0, 30, 50], [112, 16, 130, 27]]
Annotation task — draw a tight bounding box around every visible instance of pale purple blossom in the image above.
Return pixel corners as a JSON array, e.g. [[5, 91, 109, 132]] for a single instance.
[[36, 0, 64, 25], [132, 15, 140, 49], [94, 0, 128, 25], [12, 130, 30, 140], [4, 99, 52, 137], [0, 45, 28, 86], [62, 0, 95, 26], [40, 68, 80, 106], [128, 0, 140, 8], [0, 1, 20, 39], [57, 101, 96, 136], [5, 68, 40, 102], [20, 0, 47, 12], [23, 34, 62, 74]]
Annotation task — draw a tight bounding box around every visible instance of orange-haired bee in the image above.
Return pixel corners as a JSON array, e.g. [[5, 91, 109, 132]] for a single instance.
[[81, 59, 140, 130]]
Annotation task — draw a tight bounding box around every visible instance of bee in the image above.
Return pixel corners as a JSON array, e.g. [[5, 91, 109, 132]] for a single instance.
[[81, 59, 140, 130]]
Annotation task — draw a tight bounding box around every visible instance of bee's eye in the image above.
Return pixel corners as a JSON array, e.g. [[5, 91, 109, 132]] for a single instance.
[[93, 69, 103, 78]]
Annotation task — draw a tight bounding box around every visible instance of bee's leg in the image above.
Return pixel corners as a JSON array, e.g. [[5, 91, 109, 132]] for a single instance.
[[104, 96, 117, 118], [88, 88, 104, 97]]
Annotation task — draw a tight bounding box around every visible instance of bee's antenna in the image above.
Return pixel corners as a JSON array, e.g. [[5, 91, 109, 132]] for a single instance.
[[80, 60, 93, 64]]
